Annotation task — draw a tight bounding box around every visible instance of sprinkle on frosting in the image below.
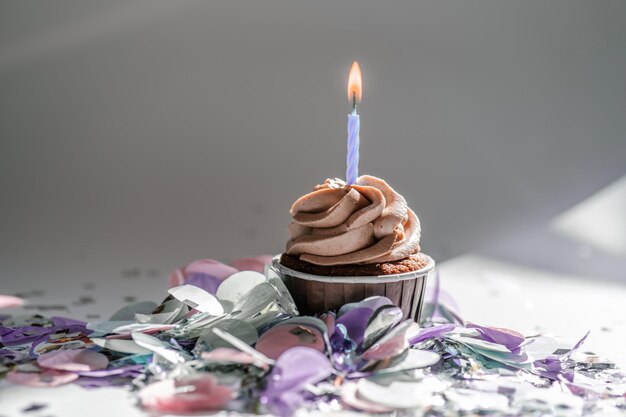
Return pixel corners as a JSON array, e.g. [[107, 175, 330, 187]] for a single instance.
[[286, 175, 421, 266]]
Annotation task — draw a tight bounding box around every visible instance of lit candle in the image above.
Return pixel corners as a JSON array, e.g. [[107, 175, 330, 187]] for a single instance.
[[346, 61, 362, 185]]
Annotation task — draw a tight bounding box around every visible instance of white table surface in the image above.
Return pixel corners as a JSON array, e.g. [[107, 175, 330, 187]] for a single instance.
[[1, 254, 625, 417]]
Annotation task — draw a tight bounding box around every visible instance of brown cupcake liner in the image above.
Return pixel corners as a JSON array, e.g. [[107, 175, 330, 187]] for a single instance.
[[272, 254, 435, 322]]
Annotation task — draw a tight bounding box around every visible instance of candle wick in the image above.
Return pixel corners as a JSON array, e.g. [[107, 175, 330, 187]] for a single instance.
[[352, 92, 358, 114]]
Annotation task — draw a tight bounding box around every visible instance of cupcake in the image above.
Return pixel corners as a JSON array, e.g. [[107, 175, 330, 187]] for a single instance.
[[273, 175, 435, 320]]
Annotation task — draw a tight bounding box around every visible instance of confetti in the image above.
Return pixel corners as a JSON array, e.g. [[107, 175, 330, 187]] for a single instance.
[[0, 295, 24, 309], [37, 349, 109, 372], [0, 258, 623, 417], [139, 374, 233, 413]]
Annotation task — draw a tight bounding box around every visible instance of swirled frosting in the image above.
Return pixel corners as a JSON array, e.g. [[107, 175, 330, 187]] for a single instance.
[[285, 175, 421, 266]]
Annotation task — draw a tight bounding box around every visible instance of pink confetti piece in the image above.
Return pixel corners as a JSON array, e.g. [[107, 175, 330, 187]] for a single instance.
[[256, 323, 325, 360], [168, 269, 186, 288], [185, 259, 238, 280], [169, 259, 239, 289], [76, 364, 144, 377], [37, 349, 109, 372], [139, 374, 232, 413], [0, 295, 24, 309], [7, 369, 79, 387], [230, 255, 273, 273]]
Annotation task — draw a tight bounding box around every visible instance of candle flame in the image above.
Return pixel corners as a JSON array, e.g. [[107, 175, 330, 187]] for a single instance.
[[347, 61, 362, 106]]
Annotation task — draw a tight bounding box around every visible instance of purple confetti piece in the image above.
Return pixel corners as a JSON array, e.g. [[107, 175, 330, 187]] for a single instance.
[[0, 326, 51, 346], [338, 296, 392, 318], [422, 271, 464, 324], [409, 323, 456, 345], [564, 330, 590, 359], [50, 317, 87, 327], [335, 307, 373, 347], [184, 273, 222, 295], [265, 347, 332, 393], [0, 325, 14, 337], [533, 331, 591, 381], [467, 322, 525, 350], [263, 347, 332, 416]]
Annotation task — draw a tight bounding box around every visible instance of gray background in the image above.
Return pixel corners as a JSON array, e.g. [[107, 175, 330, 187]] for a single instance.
[[1, 0, 625, 285]]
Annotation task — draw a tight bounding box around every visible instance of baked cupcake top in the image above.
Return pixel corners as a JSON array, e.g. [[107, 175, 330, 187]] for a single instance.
[[286, 175, 421, 266]]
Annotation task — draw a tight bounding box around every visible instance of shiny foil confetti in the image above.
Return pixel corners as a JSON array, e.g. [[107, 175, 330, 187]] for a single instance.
[[0, 257, 624, 416]]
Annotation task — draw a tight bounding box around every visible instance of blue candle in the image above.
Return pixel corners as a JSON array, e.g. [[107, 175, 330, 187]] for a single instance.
[[346, 110, 360, 185], [346, 61, 362, 185]]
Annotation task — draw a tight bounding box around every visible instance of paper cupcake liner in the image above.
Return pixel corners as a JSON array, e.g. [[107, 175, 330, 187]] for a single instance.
[[272, 254, 435, 322]]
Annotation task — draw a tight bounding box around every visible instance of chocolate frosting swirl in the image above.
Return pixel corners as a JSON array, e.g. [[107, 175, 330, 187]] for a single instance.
[[285, 175, 421, 266]]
